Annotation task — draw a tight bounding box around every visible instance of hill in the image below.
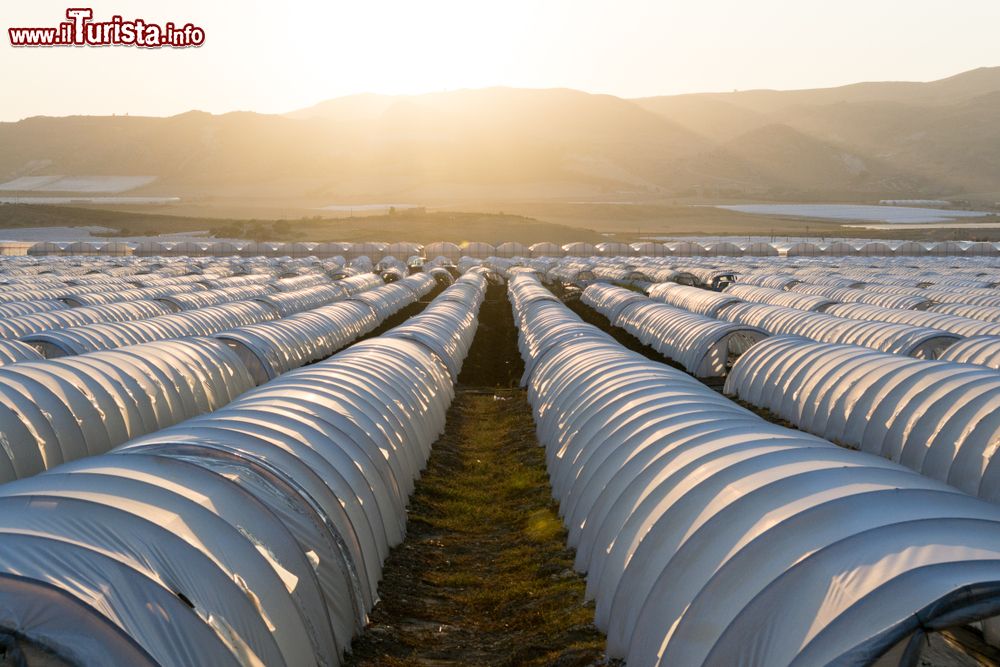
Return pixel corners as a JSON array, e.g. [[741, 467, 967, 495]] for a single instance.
[[636, 66, 1000, 195], [1, 67, 999, 206]]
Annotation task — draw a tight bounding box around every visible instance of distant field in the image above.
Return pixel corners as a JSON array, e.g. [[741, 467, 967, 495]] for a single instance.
[[0, 175, 157, 193], [0, 196, 180, 205], [0, 204, 606, 244], [3, 201, 1000, 242], [716, 203, 997, 224], [463, 201, 1000, 241]]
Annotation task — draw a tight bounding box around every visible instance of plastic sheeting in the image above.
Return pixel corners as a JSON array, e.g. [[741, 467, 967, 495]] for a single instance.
[[158, 284, 276, 311], [213, 275, 435, 383], [25, 274, 381, 366], [0, 300, 173, 340], [938, 335, 1000, 371], [274, 273, 330, 292], [0, 339, 44, 366], [736, 272, 801, 289], [215, 300, 379, 383], [724, 283, 836, 311], [199, 273, 275, 290], [0, 299, 67, 319], [529, 242, 563, 258], [0, 283, 139, 304], [726, 335, 1000, 502], [494, 242, 527, 258], [591, 266, 633, 283], [925, 290, 1000, 309], [125, 339, 446, 656], [0, 338, 255, 482], [0, 270, 487, 666], [25, 301, 279, 357], [253, 284, 349, 318], [336, 272, 385, 296], [580, 283, 647, 322], [562, 242, 598, 257], [347, 274, 435, 320], [646, 282, 740, 317], [703, 242, 742, 257], [720, 301, 959, 358], [789, 282, 931, 309], [64, 283, 207, 307], [825, 302, 1000, 338], [667, 241, 705, 257], [423, 242, 461, 263], [460, 242, 496, 259], [510, 274, 1000, 667], [930, 302, 1000, 323], [596, 242, 632, 257], [383, 273, 486, 379], [629, 242, 670, 257], [547, 260, 596, 284], [582, 284, 767, 377]]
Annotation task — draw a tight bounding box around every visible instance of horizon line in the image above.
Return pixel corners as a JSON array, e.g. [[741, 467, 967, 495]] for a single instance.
[[4, 64, 997, 123]]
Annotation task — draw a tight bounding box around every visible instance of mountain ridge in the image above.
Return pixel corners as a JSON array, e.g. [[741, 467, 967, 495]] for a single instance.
[[2, 66, 998, 202]]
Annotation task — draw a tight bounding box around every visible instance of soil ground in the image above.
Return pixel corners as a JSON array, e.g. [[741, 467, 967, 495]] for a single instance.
[[346, 286, 610, 666]]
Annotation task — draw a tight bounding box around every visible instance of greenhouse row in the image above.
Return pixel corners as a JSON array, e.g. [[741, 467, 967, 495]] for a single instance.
[[11, 238, 1000, 259], [2, 250, 1000, 664], [0, 272, 486, 665], [509, 272, 1000, 667]]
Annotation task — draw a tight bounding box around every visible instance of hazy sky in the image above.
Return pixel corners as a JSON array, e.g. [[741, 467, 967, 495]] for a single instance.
[[2, 0, 999, 121]]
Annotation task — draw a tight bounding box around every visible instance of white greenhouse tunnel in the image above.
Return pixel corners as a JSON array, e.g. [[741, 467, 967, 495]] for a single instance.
[[62, 283, 206, 307], [155, 283, 276, 311], [788, 282, 932, 309], [0, 274, 439, 484], [581, 283, 767, 377], [639, 280, 961, 359], [509, 272, 1000, 667], [824, 302, 1000, 338], [647, 282, 740, 317], [5, 250, 1000, 665], [17, 238, 1000, 259], [215, 274, 436, 383], [23, 273, 386, 358], [0, 272, 488, 666], [724, 282, 837, 311], [0, 338, 256, 482], [718, 301, 960, 358], [930, 301, 1000, 322], [24, 300, 278, 357], [725, 335, 1000, 503], [938, 335, 1000, 370], [0, 339, 44, 366], [0, 300, 174, 341], [0, 298, 68, 318], [0, 268, 371, 350]]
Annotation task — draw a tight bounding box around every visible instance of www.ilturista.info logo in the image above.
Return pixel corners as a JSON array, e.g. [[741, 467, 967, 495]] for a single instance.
[[9, 8, 205, 48]]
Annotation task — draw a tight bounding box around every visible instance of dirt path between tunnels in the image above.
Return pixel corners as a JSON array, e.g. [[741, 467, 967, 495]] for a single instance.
[[346, 287, 609, 667]]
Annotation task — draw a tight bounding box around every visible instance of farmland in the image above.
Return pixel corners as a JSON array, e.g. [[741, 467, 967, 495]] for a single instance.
[[9, 201, 1000, 247], [0, 246, 999, 665], [8, 0, 1000, 663]]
